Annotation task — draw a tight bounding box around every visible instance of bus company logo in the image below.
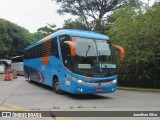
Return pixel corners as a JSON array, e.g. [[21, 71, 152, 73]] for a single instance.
[[2, 112, 11, 117], [98, 82, 101, 86]]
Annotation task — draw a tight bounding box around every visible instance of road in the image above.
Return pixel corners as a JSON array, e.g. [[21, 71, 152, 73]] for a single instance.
[[0, 75, 160, 120]]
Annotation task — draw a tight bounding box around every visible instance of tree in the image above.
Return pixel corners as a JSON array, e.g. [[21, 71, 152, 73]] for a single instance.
[[0, 19, 33, 59], [36, 24, 61, 37], [0, 19, 12, 58], [63, 18, 88, 30], [53, 0, 139, 32], [108, 3, 160, 88]]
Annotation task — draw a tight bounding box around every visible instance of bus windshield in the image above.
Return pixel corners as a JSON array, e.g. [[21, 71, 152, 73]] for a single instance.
[[72, 37, 115, 76]]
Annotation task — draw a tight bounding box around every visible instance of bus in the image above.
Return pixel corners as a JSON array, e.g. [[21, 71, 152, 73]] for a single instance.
[[0, 59, 11, 73], [11, 56, 24, 75], [24, 29, 125, 94]]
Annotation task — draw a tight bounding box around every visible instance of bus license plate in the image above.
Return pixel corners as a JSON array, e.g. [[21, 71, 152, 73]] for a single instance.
[[96, 88, 103, 92]]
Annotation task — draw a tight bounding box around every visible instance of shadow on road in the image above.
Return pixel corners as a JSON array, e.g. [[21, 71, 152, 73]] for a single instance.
[[26, 80, 112, 100], [65, 94, 112, 100], [26, 80, 53, 91]]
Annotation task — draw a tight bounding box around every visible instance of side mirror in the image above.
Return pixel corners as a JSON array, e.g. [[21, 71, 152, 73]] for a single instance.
[[113, 45, 125, 60], [64, 41, 76, 56]]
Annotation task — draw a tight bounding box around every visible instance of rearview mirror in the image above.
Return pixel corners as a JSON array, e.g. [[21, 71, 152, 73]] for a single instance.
[[64, 41, 76, 56], [113, 45, 125, 60]]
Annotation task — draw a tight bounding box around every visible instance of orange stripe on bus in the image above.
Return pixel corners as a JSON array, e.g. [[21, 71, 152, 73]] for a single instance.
[[84, 76, 91, 80]]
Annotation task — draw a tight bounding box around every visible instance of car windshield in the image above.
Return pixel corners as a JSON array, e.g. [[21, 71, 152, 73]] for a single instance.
[[72, 37, 115, 75]]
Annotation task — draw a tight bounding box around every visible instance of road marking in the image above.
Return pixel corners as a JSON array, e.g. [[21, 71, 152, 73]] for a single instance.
[[0, 102, 73, 120], [0, 101, 28, 111], [56, 117, 74, 120], [0, 106, 27, 111]]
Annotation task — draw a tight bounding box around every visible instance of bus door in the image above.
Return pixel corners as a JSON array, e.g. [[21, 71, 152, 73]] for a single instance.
[[47, 37, 60, 86], [59, 35, 73, 90]]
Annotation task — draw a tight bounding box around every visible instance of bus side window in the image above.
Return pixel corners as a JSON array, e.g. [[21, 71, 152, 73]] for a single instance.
[[38, 44, 42, 58], [61, 44, 72, 70], [25, 49, 31, 59], [59, 35, 70, 44], [51, 38, 59, 58], [42, 39, 51, 57], [28, 49, 31, 59], [34, 46, 37, 58], [60, 35, 72, 70]]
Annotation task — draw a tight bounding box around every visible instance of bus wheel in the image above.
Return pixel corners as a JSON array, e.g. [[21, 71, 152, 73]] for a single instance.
[[28, 74, 32, 83], [53, 78, 63, 94]]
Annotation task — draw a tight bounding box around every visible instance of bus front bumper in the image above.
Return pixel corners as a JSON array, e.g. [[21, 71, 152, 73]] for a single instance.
[[70, 80, 117, 94]]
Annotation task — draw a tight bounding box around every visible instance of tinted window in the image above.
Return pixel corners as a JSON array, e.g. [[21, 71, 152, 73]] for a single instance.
[[51, 38, 59, 58], [60, 35, 72, 69], [24, 37, 59, 59], [42, 39, 51, 57], [59, 35, 70, 44], [12, 56, 23, 63]]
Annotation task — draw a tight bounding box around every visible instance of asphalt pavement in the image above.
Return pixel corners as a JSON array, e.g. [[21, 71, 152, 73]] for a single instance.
[[0, 75, 160, 120]]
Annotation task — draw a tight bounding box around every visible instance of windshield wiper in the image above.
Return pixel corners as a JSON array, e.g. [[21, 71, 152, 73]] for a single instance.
[[99, 52, 102, 69], [86, 45, 90, 57]]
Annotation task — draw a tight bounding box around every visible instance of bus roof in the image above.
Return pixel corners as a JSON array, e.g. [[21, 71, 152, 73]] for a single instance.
[[11, 55, 24, 59], [25, 29, 110, 50], [0, 59, 11, 62], [0, 59, 11, 64]]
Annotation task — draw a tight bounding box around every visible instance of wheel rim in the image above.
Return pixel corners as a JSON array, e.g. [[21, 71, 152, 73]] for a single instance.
[[55, 81, 60, 92]]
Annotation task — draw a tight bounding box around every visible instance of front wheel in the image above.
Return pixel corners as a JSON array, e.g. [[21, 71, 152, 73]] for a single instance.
[[53, 78, 63, 94]]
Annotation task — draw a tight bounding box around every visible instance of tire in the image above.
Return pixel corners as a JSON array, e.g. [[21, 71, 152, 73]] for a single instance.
[[28, 74, 33, 83], [53, 77, 63, 94]]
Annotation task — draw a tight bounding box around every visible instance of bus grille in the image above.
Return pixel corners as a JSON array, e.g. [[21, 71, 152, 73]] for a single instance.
[[83, 81, 112, 86]]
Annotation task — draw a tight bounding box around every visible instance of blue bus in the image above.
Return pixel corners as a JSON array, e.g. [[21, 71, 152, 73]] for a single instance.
[[24, 29, 125, 94]]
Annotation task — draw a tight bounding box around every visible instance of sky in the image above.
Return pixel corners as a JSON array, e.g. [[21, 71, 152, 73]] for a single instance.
[[0, 0, 155, 33]]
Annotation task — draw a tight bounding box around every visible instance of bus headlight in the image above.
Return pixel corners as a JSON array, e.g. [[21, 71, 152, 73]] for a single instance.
[[111, 79, 117, 83], [70, 76, 84, 84], [77, 80, 84, 83]]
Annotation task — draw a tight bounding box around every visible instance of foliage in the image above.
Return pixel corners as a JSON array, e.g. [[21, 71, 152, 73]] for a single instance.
[[53, 0, 139, 32], [63, 18, 88, 30], [0, 19, 34, 59], [36, 24, 60, 37], [108, 3, 160, 88]]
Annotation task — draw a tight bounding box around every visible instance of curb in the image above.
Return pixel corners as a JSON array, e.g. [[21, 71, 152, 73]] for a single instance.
[[117, 86, 160, 92]]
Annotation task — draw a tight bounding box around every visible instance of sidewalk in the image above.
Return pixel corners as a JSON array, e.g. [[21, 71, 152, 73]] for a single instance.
[[0, 74, 25, 81], [117, 86, 160, 92], [0, 74, 5, 81]]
